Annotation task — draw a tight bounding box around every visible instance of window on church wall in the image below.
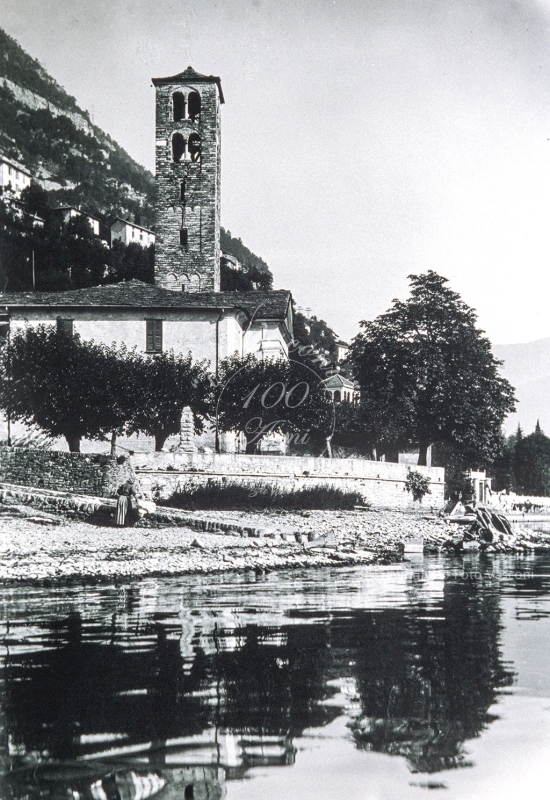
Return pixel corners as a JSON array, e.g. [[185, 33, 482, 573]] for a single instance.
[[172, 132, 185, 163], [180, 228, 188, 247], [188, 91, 201, 122], [146, 319, 163, 353], [57, 318, 74, 336], [173, 91, 186, 122], [180, 180, 186, 204], [188, 134, 201, 163]]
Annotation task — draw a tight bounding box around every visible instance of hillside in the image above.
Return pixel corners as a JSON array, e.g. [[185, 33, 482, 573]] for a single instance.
[[494, 338, 550, 436], [0, 27, 155, 226]]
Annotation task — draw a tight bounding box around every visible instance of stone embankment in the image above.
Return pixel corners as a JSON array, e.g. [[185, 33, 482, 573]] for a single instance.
[[0, 481, 549, 583]]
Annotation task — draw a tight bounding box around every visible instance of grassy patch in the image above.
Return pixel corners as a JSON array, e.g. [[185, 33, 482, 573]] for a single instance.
[[159, 480, 364, 511]]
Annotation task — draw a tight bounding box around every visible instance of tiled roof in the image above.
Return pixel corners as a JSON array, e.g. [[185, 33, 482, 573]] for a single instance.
[[321, 373, 357, 390], [0, 280, 291, 320], [152, 66, 224, 103]]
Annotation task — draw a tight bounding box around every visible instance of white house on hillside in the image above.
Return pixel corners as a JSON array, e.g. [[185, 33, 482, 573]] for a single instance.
[[0, 156, 32, 197], [110, 217, 156, 247], [57, 206, 101, 237]]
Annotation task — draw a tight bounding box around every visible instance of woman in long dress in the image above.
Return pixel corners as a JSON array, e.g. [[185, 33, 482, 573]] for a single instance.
[[116, 480, 138, 527]]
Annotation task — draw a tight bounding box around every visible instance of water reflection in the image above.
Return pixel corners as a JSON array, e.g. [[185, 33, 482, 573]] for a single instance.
[[0, 556, 544, 798]]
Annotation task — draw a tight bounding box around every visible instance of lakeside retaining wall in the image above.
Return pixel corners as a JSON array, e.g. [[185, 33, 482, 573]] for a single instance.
[[0, 447, 134, 497], [131, 452, 445, 510]]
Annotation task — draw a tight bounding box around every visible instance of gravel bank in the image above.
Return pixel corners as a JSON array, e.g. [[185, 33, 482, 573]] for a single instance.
[[1, 505, 548, 583]]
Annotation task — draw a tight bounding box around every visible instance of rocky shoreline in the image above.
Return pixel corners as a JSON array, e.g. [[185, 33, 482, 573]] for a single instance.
[[1, 497, 549, 583]]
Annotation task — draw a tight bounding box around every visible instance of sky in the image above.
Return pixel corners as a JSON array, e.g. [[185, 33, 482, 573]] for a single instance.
[[2, 0, 550, 345]]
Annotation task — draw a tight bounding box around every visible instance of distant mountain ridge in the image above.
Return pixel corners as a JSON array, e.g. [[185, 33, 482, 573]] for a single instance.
[[493, 338, 550, 436], [0, 26, 155, 225]]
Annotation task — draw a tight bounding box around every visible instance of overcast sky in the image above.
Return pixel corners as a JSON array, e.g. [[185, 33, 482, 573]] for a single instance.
[[2, 0, 550, 344]]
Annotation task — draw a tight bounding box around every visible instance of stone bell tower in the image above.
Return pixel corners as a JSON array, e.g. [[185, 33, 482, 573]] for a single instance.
[[152, 67, 223, 292]]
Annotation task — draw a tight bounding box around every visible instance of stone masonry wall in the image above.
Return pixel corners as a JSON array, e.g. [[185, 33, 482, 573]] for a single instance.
[[132, 452, 445, 510], [0, 448, 134, 497], [155, 80, 220, 292]]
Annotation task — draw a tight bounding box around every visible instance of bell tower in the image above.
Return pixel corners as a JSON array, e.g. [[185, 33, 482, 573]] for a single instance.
[[152, 67, 223, 292]]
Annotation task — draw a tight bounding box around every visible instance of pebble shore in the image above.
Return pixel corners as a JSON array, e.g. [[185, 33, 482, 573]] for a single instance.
[[1, 502, 549, 583]]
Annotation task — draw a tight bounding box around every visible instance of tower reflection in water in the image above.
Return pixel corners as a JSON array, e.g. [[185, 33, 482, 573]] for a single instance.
[[0, 563, 515, 798]]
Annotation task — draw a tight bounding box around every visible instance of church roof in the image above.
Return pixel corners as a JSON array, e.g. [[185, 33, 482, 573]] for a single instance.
[[0, 280, 290, 320], [152, 66, 224, 103]]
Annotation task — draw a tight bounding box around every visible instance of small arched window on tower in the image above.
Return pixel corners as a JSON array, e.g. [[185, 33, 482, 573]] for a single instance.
[[172, 132, 185, 163], [188, 91, 201, 122], [188, 133, 201, 163], [173, 91, 185, 122], [180, 180, 186, 204], [180, 228, 188, 247]]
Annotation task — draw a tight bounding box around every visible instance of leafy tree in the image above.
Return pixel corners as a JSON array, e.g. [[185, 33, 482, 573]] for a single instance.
[[20, 182, 51, 220], [107, 239, 155, 284], [217, 354, 334, 454], [126, 351, 213, 451], [349, 272, 516, 466], [0, 325, 134, 451], [330, 401, 376, 456]]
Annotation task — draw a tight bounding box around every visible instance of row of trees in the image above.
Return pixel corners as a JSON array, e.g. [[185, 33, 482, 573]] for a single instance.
[[0, 326, 334, 453]]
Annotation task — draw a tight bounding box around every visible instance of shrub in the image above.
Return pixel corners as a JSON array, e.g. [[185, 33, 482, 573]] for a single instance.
[[405, 469, 432, 502], [160, 480, 363, 511]]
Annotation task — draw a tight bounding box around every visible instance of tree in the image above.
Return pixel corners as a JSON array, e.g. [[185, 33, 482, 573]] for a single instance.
[[107, 239, 155, 284], [349, 272, 516, 466], [514, 423, 550, 496], [217, 354, 334, 454], [0, 325, 134, 451], [126, 351, 212, 451]]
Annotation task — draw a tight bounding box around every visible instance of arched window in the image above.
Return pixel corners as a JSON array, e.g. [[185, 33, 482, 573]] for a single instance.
[[334, 390, 341, 403], [173, 91, 185, 122], [188, 133, 201, 163], [172, 132, 185, 163], [180, 180, 186, 203], [188, 91, 201, 122]]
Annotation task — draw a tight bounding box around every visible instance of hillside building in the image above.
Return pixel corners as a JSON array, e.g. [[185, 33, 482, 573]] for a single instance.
[[110, 217, 156, 247], [0, 155, 31, 197], [56, 206, 101, 237]]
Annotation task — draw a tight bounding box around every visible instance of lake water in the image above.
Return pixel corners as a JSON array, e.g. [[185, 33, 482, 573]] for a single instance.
[[1, 553, 550, 800]]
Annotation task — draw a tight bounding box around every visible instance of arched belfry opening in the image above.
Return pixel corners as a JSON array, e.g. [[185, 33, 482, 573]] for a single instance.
[[188, 91, 201, 122], [173, 91, 185, 122], [172, 132, 185, 163], [188, 133, 201, 163]]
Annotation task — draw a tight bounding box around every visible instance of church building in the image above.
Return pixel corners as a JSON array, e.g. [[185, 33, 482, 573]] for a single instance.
[[0, 68, 293, 367]]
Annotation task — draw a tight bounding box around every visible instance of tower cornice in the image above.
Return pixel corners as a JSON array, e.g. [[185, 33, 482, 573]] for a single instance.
[[152, 66, 224, 103]]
